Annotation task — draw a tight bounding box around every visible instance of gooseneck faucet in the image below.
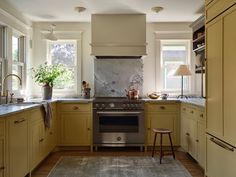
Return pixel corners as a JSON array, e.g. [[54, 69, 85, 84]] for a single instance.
[[1, 74, 22, 99]]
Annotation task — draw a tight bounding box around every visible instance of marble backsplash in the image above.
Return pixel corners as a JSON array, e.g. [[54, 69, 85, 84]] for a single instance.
[[94, 59, 143, 97]]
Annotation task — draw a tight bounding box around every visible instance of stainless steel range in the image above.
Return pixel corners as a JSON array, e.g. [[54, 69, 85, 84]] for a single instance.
[[93, 97, 145, 149]]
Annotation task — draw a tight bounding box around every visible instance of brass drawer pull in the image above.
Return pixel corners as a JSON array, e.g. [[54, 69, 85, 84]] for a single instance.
[[73, 106, 79, 110], [147, 128, 151, 130], [210, 137, 234, 152], [39, 138, 44, 142], [14, 119, 25, 124], [0, 166, 4, 170], [160, 106, 165, 110]]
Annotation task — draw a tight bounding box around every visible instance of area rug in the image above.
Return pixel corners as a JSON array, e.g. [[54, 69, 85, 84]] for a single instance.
[[48, 156, 192, 177]]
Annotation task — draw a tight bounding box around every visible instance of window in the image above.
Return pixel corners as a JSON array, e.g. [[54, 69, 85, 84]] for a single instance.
[[47, 40, 78, 94], [12, 34, 25, 91], [160, 40, 191, 93], [0, 25, 6, 88]]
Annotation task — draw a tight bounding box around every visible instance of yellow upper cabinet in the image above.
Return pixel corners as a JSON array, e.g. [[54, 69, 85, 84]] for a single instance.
[[205, 0, 236, 22], [206, 4, 236, 146]]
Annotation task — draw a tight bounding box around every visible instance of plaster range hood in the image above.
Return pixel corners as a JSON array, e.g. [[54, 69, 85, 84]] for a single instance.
[[91, 14, 147, 58]]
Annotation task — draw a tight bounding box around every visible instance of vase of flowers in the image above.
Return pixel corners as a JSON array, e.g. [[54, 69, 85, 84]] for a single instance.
[[32, 62, 67, 100]]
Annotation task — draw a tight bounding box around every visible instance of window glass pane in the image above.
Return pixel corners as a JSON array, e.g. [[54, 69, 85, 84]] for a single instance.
[[48, 40, 77, 90], [49, 42, 76, 66], [12, 36, 19, 62], [161, 41, 190, 92], [12, 65, 22, 91]]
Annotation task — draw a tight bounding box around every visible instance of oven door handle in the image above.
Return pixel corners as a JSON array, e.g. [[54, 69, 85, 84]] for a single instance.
[[96, 111, 143, 115]]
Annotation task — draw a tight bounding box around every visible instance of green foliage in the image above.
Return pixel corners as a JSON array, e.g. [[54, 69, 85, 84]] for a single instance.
[[31, 62, 68, 87]]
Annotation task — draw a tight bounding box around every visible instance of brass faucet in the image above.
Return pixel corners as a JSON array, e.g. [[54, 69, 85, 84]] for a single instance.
[[1, 74, 22, 104]]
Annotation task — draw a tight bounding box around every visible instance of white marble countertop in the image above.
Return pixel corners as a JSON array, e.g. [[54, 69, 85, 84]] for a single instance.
[[0, 97, 205, 117], [143, 97, 205, 108]]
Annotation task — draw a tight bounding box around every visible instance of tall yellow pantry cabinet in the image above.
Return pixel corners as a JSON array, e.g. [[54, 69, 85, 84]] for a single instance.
[[206, 1, 236, 177]]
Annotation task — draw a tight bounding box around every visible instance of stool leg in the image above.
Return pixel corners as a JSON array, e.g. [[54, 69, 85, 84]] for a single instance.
[[160, 133, 163, 164], [152, 132, 157, 157], [168, 133, 175, 159]]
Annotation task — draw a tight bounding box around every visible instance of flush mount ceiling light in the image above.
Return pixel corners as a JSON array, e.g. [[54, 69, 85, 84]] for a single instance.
[[45, 24, 57, 41], [151, 6, 164, 13], [74, 6, 86, 13]]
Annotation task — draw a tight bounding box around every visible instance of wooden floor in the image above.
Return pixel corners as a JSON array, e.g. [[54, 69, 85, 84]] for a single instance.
[[31, 148, 204, 177]]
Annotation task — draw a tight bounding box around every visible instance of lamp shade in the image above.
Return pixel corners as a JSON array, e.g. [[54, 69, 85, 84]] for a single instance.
[[174, 65, 191, 76]]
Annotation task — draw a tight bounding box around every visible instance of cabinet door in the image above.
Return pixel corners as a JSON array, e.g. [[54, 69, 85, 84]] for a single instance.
[[0, 139, 4, 177], [206, 135, 236, 177], [197, 120, 206, 168], [188, 118, 197, 159], [30, 120, 41, 170], [149, 113, 177, 146], [60, 112, 91, 145], [206, 17, 223, 137], [8, 115, 28, 177], [223, 7, 236, 146], [180, 114, 189, 152]]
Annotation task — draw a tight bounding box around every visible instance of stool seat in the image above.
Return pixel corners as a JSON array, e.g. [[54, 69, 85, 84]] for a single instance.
[[153, 128, 172, 134], [152, 128, 175, 164]]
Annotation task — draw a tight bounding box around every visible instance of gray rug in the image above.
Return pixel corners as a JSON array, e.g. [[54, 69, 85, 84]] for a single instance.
[[48, 156, 192, 177]]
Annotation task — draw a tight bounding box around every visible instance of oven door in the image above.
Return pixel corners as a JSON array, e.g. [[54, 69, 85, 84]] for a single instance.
[[93, 111, 145, 146]]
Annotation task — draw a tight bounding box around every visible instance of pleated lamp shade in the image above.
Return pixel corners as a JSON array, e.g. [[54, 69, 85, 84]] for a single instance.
[[174, 65, 191, 76]]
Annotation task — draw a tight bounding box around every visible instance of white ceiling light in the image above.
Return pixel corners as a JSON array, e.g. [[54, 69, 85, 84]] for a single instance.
[[74, 6, 86, 13], [151, 6, 164, 13], [45, 24, 57, 41]]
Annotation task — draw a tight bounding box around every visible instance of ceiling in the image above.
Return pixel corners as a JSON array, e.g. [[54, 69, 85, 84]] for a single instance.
[[5, 0, 204, 22]]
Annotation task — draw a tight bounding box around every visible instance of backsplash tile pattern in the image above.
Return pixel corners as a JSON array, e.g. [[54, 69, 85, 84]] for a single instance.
[[94, 59, 143, 97]]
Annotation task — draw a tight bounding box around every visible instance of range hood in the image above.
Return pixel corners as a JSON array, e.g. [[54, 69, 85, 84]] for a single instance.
[[91, 14, 147, 58]]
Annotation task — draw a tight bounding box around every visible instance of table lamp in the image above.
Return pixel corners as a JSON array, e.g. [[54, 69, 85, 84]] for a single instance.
[[174, 65, 191, 99]]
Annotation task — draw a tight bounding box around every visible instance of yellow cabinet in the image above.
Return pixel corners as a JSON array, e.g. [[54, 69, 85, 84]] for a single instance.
[[0, 120, 5, 177], [58, 103, 92, 146], [29, 106, 56, 171], [180, 103, 206, 168], [206, 4, 236, 146], [145, 103, 180, 146], [206, 17, 223, 138], [205, 0, 236, 22], [7, 112, 28, 177]]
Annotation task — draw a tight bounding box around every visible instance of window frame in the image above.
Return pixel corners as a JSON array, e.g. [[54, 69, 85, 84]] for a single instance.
[[159, 39, 191, 94], [46, 38, 82, 97], [11, 31, 26, 93]]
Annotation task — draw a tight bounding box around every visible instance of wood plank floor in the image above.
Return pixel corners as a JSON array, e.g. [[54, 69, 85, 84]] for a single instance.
[[31, 149, 204, 177]]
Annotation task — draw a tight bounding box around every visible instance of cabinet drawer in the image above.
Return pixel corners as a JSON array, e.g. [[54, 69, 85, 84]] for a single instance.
[[0, 120, 5, 136], [146, 104, 178, 112], [60, 103, 91, 112], [206, 0, 236, 22]]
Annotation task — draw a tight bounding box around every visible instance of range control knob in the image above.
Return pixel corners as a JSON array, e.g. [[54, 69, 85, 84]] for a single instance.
[[101, 104, 105, 108], [109, 103, 115, 108], [95, 104, 99, 108]]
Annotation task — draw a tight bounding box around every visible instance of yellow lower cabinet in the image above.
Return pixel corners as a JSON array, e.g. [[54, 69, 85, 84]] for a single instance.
[[145, 103, 180, 147], [7, 112, 28, 177], [60, 112, 91, 145], [0, 120, 5, 177], [180, 103, 206, 169]]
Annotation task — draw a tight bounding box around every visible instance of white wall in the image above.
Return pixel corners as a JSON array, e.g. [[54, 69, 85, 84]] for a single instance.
[[32, 22, 200, 98], [0, 0, 32, 97]]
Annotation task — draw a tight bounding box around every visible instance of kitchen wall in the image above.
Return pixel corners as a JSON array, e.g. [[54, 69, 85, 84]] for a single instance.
[[31, 22, 198, 98]]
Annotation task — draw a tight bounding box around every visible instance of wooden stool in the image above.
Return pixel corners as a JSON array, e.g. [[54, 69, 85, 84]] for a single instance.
[[151, 128, 175, 164]]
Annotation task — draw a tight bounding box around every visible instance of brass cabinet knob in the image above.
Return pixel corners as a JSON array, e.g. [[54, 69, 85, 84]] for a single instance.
[[200, 114, 204, 117], [196, 139, 199, 142], [190, 110, 194, 114], [39, 138, 44, 142], [160, 106, 165, 110], [0, 166, 4, 170], [87, 128, 90, 131], [147, 128, 151, 130], [186, 133, 190, 136], [73, 106, 79, 110]]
